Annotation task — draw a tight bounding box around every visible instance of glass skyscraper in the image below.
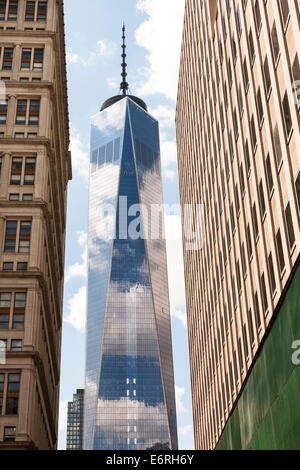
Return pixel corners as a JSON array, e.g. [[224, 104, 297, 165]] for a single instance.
[[83, 29, 178, 450]]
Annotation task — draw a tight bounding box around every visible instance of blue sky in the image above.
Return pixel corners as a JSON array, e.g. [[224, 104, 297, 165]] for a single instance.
[[58, 0, 194, 450]]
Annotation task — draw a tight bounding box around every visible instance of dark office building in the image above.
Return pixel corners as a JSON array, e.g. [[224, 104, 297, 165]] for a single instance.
[[66, 389, 84, 450]]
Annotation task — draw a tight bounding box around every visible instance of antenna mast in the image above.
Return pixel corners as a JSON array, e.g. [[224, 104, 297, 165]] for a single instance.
[[120, 22, 129, 95]]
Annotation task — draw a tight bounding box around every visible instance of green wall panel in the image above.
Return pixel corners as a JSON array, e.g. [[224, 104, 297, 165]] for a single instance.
[[216, 263, 300, 450]]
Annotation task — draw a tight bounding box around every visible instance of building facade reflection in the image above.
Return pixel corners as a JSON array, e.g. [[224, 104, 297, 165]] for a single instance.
[[84, 96, 178, 450]]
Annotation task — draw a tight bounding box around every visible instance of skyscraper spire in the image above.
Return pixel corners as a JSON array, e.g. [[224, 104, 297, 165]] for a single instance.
[[120, 22, 129, 95]]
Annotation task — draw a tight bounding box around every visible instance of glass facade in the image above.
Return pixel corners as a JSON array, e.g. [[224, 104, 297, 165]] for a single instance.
[[66, 389, 84, 450], [84, 97, 178, 450]]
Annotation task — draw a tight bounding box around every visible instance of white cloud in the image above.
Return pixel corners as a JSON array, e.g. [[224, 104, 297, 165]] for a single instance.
[[77, 231, 88, 247], [160, 140, 177, 168], [58, 400, 68, 432], [179, 424, 193, 436], [163, 168, 176, 182], [175, 385, 186, 414], [165, 214, 187, 329], [64, 286, 86, 333], [66, 47, 80, 64], [70, 128, 89, 182], [96, 40, 116, 57], [172, 308, 187, 329], [66, 40, 116, 66], [65, 232, 87, 283], [135, 0, 185, 101], [107, 76, 119, 90], [150, 105, 175, 128]]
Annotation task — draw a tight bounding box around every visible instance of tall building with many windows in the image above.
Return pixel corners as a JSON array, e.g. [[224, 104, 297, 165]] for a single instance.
[[66, 389, 84, 450], [176, 0, 300, 450], [84, 25, 178, 451], [0, 0, 71, 449]]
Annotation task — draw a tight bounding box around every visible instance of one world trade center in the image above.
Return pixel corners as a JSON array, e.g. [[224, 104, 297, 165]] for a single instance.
[[84, 25, 178, 450]]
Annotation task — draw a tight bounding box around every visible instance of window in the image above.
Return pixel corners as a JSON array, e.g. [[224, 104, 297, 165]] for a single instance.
[[260, 273, 268, 314], [7, 0, 18, 21], [276, 229, 285, 274], [268, 253, 276, 295], [4, 221, 17, 252], [16, 100, 26, 125], [16, 99, 40, 126], [285, 203, 295, 250], [235, 184, 240, 215], [9, 194, 19, 201], [0, 373, 4, 412], [265, 153, 274, 196], [25, 1, 46, 21], [2, 47, 14, 70], [279, 0, 290, 30], [0, 0, 6, 20], [232, 33, 237, 63], [254, 0, 262, 32], [0, 293, 11, 329], [236, 261, 242, 293], [25, 1, 34, 20], [244, 140, 251, 174], [241, 242, 247, 277], [3, 262, 13, 271], [21, 48, 43, 71], [0, 98, 8, 125], [233, 108, 239, 140], [246, 224, 253, 259], [282, 91, 293, 139], [10, 157, 22, 184], [243, 324, 249, 358], [0, 1, 18, 21], [254, 292, 261, 330], [4, 426, 16, 441], [252, 203, 259, 240], [13, 293, 26, 329], [11, 339, 22, 351], [37, 1, 47, 21], [250, 115, 257, 152], [243, 57, 249, 90], [263, 56, 272, 97], [248, 29, 255, 64], [6, 373, 20, 414], [24, 158, 36, 185], [273, 124, 282, 168], [33, 48, 43, 70], [236, 5, 242, 35], [271, 22, 280, 65], [247, 309, 255, 345], [4, 220, 31, 253], [29, 100, 40, 125], [256, 87, 264, 126], [17, 262, 27, 271], [19, 221, 31, 253], [258, 180, 266, 219], [21, 48, 31, 70]]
